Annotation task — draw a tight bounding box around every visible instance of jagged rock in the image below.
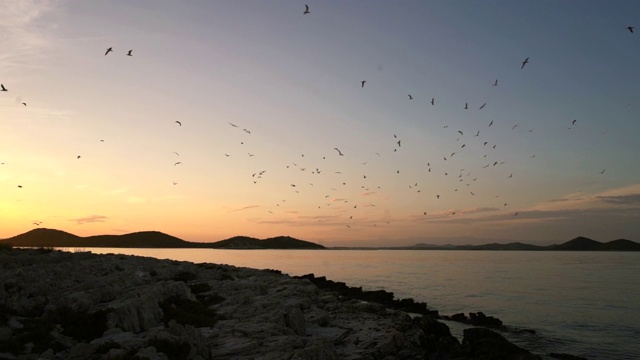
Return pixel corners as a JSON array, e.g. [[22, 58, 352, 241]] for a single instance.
[[284, 306, 306, 336], [463, 327, 541, 359]]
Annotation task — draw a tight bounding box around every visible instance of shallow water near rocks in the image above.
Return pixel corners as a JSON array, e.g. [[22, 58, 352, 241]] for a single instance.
[[68, 248, 640, 360]]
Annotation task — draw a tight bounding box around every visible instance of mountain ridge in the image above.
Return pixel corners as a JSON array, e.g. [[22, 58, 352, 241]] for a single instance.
[[0, 228, 325, 249]]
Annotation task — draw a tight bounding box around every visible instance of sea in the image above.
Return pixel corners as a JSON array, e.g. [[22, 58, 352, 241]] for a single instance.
[[63, 248, 640, 360]]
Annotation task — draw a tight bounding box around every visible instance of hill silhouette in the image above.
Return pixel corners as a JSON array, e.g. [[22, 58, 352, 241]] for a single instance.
[[406, 236, 639, 251], [1, 228, 325, 249]]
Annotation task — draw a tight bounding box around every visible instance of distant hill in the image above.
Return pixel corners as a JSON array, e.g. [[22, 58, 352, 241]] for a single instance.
[[208, 235, 324, 249], [406, 236, 639, 251], [0, 228, 325, 249]]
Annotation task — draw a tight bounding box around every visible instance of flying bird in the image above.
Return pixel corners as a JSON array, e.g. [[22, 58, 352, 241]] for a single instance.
[[22, 102, 26, 106], [361, 80, 366, 88], [598, 169, 605, 174], [105, 47, 113, 55], [174, 162, 182, 166], [126, 50, 133, 56], [492, 79, 498, 86], [479, 103, 486, 110], [489, 120, 493, 127], [229, 122, 238, 127], [175, 121, 182, 126], [304, 4, 310, 14], [397, 140, 401, 147], [0, 84, 7, 91], [521, 57, 529, 69], [77, 156, 81, 159], [512, 124, 519, 130], [431, 98, 435, 105], [334, 148, 344, 156], [464, 102, 468, 109], [408, 94, 413, 100], [572, 119, 577, 125], [628, 26, 634, 33], [458, 130, 463, 136]]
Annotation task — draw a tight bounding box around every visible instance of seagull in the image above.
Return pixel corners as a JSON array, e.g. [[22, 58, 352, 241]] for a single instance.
[[361, 80, 366, 88], [105, 47, 113, 56], [521, 57, 529, 69], [77, 155, 81, 159], [492, 79, 498, 86], [173, 152, 180, 156], [174, 162, 182, 166], [474, 131, 480, 137], [598, 169, 605, 174], [22, 102, 26, 106], [431, 98, 435, 105], [572, 119, 577, 125], [512, 124, 519, 130], [126, 50, 133, 56], [464, 102, 468, 109], [489, 120, 493, 127], [0, 84, 7, 91], [479, 103, 486, 110], [334, 148, 344, 156], [173, 182, 178, 185], [17, 185, 22, 188], [243, 128, 251, 134], [458, 130, 463, 136], [304, 4, 310, 14], [229, 122, 238, 127], [175, 121, 182, 126], [397, 140, 401, 147], [628, 26, 634, 33], [408, 94, 413, 100]]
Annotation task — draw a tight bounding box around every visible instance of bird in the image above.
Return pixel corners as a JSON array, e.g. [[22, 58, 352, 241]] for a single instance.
[[334, 148, 344, 156], [458, 130, 463, 136], [126, 50, 133, 56], [77, 155, 81, 159], [105, 47, 113, 55], [361, 80, 366, 88], [464, 102, 468, 109], [598, 169, 605, 174], [17, 185, 22, 188], [22, 102, 26, 106], [489, 120, 493, 127], [479, 103, 486, 110], [572, 119, 577, 125], [521, 57, 529, 69], [512, 124, 519, 130], [474, 131, 480, 137], [431, 98, 435, 105], [175, 121, 182, 126], [173, 152, 179, 156], [408, 94, 413, 100], [229, 122, 238, 127], [628, 26, 634, 33], [243, 128, 251, 134], [436, 195, 440, 199], [397, 140, 401, 147], [0, 84, 7, 91], [173, 182, 178, 185], [304, 4, 310, 14], [174, 162, 182, 166], [492, 79, 498, 86]]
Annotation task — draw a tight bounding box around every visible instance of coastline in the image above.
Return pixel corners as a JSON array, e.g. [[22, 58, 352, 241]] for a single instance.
[[0, 248, 585, 359]]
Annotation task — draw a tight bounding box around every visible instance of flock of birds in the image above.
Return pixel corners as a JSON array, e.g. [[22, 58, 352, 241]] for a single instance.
[[1, 4, 635, 231]]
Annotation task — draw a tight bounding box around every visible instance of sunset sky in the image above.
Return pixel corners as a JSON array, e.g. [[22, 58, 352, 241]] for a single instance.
[[1, 1, 639, 247]]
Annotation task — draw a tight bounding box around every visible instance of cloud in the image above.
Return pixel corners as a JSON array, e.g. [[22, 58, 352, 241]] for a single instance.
[[596, 194, 640, 205], [228, 205, 260, 212], [0, 0, 59, 68], [71, 215, 108, 225]]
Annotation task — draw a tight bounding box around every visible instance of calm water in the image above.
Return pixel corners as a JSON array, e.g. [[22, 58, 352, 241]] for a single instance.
[[70, 248, 640, 360]]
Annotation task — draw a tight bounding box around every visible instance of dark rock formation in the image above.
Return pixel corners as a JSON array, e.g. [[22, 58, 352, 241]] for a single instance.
[[463, 327, 541, 359]]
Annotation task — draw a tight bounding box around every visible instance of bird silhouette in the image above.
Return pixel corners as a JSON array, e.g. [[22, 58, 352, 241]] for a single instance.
[[126, 50, 133, 56], [572, 119, 577, 125], [464, 102, 468, 109], [521, 57, 529, 69], [175, 121, 182, 126], [431, 98, 435, 105], [174, 162, 182, 166], [598, 169, 605, 174], [105, 47, 113, 55], [0, 84, 7, 91], [492, 79, 498, 86], [458, 130, 463, 136], [408, 94, 413, 100], [22, 102, 26, 106], [304, 4, 310, 14], [361, 80, 366, 88], [479, 103, 486, 110], [334, 148, 344, 156], [628, 26, 634, 33], [229, 122, 238, 127]]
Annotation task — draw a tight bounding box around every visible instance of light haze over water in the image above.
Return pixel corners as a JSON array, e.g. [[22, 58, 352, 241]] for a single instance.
[[72, 248, 640, 360]]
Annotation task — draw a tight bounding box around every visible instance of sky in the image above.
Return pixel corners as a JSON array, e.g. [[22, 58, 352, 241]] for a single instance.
[[1, 0, 639, 247]]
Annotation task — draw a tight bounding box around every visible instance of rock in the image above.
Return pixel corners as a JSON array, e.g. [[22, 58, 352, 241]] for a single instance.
[[462, 327, 541, 359], [549, 353, 589, 360], [285, 306, 306, 336]]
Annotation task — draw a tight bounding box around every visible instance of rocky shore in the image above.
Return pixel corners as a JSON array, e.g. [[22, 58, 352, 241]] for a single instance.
[[0, 247, 581, 359]]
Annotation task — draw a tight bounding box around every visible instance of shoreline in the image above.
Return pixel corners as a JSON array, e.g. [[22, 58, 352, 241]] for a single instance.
[[0, 247, 586, 359]]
